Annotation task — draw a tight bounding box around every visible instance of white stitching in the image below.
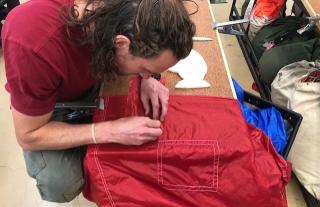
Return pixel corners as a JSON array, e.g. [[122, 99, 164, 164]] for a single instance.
[[157, 139, 219, 192], [157, 140, 161, 184], [214, 140, 220, 190], [212, 143, 216, 188], [279, 189, 286, 207], [93, 145, 116, 207], [162, 183, 214, 188], [162, 187, 218, 192], [160, 140, 164, 184]]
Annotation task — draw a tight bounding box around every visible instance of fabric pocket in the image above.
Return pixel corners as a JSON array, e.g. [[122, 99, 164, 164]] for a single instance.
[[23, 150, 46, 178], [157, 140, 219, 192]]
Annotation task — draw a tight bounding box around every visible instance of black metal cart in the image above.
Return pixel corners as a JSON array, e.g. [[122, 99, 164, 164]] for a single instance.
[[227, 0, 320, 206]]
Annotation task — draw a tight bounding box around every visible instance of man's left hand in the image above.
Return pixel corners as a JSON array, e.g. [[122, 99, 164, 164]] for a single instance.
[[140, 77, 169, 121]]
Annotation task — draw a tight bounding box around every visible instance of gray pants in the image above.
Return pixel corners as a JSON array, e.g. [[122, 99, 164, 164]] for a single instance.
[[23, 147, 86, 202], [22, 83, 100, 202]]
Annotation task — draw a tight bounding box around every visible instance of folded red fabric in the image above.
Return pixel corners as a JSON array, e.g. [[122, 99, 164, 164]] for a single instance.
[[253, 0, 286, 19], [83, 77, 291, 207]]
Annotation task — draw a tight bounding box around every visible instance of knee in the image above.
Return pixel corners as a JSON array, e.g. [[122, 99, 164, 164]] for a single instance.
[[36, 172, 85, 203], [23, 149, 86, 202]]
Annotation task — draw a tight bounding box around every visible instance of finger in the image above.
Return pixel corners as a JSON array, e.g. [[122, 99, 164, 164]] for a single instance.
[[145, 118, 161, 128], [144, 128, 162, 137], [150, 96, 160, 120], [159, 96, 169, 122], [138, 135, 159, 145], [141, 96, 150, 116]]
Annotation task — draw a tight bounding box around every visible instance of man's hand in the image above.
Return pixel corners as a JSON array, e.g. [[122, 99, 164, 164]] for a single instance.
[[140, 77, 169, 121], [96, 116, 162, 145], [12, 107, 162, 150]]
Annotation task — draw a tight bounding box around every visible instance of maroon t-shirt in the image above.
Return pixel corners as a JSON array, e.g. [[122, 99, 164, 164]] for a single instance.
[[2, 0, 96, 116]]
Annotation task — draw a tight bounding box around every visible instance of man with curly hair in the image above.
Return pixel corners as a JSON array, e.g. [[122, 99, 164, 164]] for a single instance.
[[2, 0, 195, 204]]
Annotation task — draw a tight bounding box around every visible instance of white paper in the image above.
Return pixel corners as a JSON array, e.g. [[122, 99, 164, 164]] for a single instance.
[[168, 49, 211, 89]]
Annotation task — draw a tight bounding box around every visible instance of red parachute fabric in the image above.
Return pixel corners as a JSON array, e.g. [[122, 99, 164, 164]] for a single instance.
[[253, 0, 285, 20], [83, 77, 291, 207]]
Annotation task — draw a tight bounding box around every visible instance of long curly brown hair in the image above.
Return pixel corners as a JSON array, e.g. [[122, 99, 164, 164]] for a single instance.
[[62, 0, 196, 80]]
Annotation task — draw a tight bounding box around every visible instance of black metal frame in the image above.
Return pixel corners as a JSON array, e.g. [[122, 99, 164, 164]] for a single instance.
[[227, 0, 304, 158], [227, 0, 320, 206], [244, 91, 302, 159], [229, 0, 271, 100], [300, 183, 320, 207], [293, 0, 311, 15]]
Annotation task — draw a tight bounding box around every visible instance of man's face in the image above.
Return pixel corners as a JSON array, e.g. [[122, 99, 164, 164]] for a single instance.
[[114, 35, 178, 78]]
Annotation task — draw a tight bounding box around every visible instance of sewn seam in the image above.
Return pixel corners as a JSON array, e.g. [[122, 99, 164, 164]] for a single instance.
[[94, 145, 116, 206], [157, 140, 219, 192]]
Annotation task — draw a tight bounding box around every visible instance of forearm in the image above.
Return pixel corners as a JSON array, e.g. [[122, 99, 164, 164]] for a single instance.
[[12, 107, 162, 150], [19, 121, 95, 151]]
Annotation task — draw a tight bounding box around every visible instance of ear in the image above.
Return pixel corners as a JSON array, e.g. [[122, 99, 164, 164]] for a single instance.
[[114, 35, 131, 49]]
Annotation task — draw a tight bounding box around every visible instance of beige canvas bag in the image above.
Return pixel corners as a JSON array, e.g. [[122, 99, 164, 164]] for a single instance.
[[271, 60, 320, 199]]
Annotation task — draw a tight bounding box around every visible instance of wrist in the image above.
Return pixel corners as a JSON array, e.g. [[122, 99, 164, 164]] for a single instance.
[[91, 123, 97, 144], [92, 121, 114, 144]]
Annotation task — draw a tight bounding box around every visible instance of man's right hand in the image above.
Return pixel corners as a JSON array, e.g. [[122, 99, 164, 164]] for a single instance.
[[95, 116, 162, 145], [11, 106, 161, 150]]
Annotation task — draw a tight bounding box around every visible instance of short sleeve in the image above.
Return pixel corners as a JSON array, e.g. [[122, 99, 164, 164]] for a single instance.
[[4, 40, 61, 116]]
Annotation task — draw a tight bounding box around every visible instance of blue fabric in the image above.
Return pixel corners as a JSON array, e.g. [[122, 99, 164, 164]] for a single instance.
[[232, 79, 287, 154]]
